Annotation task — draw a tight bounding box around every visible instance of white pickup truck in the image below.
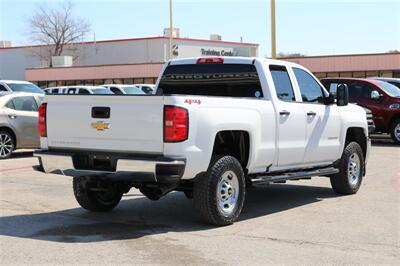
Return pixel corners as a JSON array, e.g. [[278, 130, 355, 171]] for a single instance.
[[35, 57, 370, 226]]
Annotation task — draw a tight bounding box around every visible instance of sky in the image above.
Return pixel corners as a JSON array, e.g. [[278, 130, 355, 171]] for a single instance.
[[0, 0, 399, 57]]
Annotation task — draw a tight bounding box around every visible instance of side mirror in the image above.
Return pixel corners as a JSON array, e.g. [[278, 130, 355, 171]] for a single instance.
[[323, 93, 335, 105], [336, 84, 349, 106], [371, 90, 382, 101]]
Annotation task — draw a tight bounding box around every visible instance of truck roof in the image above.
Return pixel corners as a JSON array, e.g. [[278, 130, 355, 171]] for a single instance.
[[168, 56, 305, 69]]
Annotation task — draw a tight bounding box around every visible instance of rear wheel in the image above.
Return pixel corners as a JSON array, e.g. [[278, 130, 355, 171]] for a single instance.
[[0, 130, 15, 159], [73, 177, 123, 212], [330, 142, 364, 195], [193, 156, 246, 226], [390, 119, 400, 145]]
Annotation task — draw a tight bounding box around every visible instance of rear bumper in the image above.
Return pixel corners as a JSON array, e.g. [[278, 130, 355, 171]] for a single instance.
[[34, 149, 186, 183]]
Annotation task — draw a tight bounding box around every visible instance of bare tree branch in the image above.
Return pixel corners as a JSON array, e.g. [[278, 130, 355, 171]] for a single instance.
[[27, 1, 90, 66]]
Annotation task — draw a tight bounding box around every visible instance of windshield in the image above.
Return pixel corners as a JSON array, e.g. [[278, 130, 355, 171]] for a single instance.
[[122, 86, 146, 95], [376, 81, 400, 97], [92, 88, 114, 94], [7, 83, 43, 94]]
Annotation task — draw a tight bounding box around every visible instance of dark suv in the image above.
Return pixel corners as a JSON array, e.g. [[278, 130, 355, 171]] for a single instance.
[[321, 78, 400, 144]]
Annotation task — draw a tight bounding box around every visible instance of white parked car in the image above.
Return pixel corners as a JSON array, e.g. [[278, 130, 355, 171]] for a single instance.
[[0, 80, 44, 94], [35, 57, 370, 226], [134, 84, 156, 94], [101, 84, 147, 95], [45, 86, 113, 95]]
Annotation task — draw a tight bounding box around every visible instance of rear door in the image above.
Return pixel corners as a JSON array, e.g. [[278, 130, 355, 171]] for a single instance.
[[5, 96, 39, 147], [292, 68, 341, 163], [46, 95, 164, 153], [268, 65, 307, 167]]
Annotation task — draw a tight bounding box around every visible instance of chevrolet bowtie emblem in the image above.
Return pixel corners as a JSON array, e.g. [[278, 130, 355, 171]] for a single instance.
[[91, 121, 110, 131]]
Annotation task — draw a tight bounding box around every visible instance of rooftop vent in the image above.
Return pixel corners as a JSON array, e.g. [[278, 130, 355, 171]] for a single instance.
[[210, 34, 222, 41], [163, 28, 180, 38]]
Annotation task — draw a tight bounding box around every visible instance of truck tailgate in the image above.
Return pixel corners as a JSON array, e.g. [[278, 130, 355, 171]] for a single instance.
[[45, 95, 164, 154]]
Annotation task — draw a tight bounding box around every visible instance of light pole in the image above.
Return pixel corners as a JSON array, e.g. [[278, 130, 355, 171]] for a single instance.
[[271, 0, 276, 59], [169, 0, 173, 60]]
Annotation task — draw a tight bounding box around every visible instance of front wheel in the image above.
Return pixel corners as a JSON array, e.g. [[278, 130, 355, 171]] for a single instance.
[[390, 119, 400, 145], [330, 142, 364, 195], [73, 177, 123, 212], [193, 156, 246, 226]]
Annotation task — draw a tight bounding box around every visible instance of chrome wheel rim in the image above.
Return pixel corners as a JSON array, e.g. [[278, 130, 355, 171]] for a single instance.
[[394, 123, 400, 141], [347, 153, 361, 187], [0, 133, 13, 158], [217, 170, 239, 215]]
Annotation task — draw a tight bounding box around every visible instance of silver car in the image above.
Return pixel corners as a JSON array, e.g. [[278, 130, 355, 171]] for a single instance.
[[0, 92, 43, 159]]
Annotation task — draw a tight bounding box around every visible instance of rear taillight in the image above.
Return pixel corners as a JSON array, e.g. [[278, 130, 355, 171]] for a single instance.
[[197, 57, 224, 64], [38, 103, 47, 137], [164, 106, 188, 142]]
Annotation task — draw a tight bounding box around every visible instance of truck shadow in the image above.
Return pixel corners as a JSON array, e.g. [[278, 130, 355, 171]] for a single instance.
[[0, 183, 337, 243]]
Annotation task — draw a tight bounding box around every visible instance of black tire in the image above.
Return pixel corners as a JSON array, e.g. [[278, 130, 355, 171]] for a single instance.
[[73, 177, 123, 212], [0, 130, 15, 160], [330, 142, 364, 195], [193, 156, 246, 226], [390, 119, 400, 145]]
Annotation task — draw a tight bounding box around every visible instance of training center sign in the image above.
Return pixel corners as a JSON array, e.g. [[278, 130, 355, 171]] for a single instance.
[[173, 45, 237, 58]]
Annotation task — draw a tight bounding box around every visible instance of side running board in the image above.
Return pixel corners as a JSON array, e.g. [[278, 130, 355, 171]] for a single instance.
[[250, 167, 339, 185]]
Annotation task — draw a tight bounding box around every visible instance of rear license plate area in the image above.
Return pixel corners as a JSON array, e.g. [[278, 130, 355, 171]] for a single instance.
[[73, 153, 117, 172]]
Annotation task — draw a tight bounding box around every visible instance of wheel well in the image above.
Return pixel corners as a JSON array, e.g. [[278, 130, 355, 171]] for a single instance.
[[389, 114, 400, 130], [0, 126, 17, 147], [211, 130, 250, 171], [345, 127, 366, 159]]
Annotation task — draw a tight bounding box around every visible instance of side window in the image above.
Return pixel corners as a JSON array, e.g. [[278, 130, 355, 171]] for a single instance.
[[5, 100, 15, 109], [68, 88, 76, 94], [293, 68, 325, 103], [10, 97, 38, 112], [0, 84, 8, 91], [110, 87, 123, 94], [347, 82, 365, 101], [78, 89, 90, 95], [269, 65, 296, 102]]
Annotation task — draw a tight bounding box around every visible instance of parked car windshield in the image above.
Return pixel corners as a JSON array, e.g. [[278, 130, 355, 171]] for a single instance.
[[122, 86, 146, 95], [376, 81, 400, 97], [92, 88, 114, 94], [7, 83, 43, 94]]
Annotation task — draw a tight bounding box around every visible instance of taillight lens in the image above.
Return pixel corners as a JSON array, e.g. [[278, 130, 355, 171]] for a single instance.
[[197, 57, 224, 64], [164, 106, 188, 142], [38, 103, 47, 137]]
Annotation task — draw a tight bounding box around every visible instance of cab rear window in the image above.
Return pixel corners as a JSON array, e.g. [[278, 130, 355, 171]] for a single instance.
[[158, 64, 263, 98]]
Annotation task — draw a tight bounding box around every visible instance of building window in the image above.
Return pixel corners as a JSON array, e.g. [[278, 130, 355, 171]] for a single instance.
[[94, 79, 105, 85], [123, 78, 133, 84], [339, 72, 352, 77], [366, 71, 379, 77], [66, 80, 77, 86], [314, 72, 327, 79], [144, 78, 155, 84], [352, 72, 366, 78], [380, 71, 393, 77], [327, 72, 339, 78], [134, 78, 144, 84]]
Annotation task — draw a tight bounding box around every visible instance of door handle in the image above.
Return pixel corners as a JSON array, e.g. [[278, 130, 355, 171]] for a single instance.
[[279, 110, 291, 116], [307, 111, 317, 116], [8, 114, 17, 119]]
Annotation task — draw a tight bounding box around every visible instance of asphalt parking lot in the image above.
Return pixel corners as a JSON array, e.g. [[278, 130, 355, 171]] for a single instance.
[[0, 138, 399, 265]]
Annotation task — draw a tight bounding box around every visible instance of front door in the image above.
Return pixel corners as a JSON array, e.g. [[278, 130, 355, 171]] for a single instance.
[[292, 67, 341, 164]]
